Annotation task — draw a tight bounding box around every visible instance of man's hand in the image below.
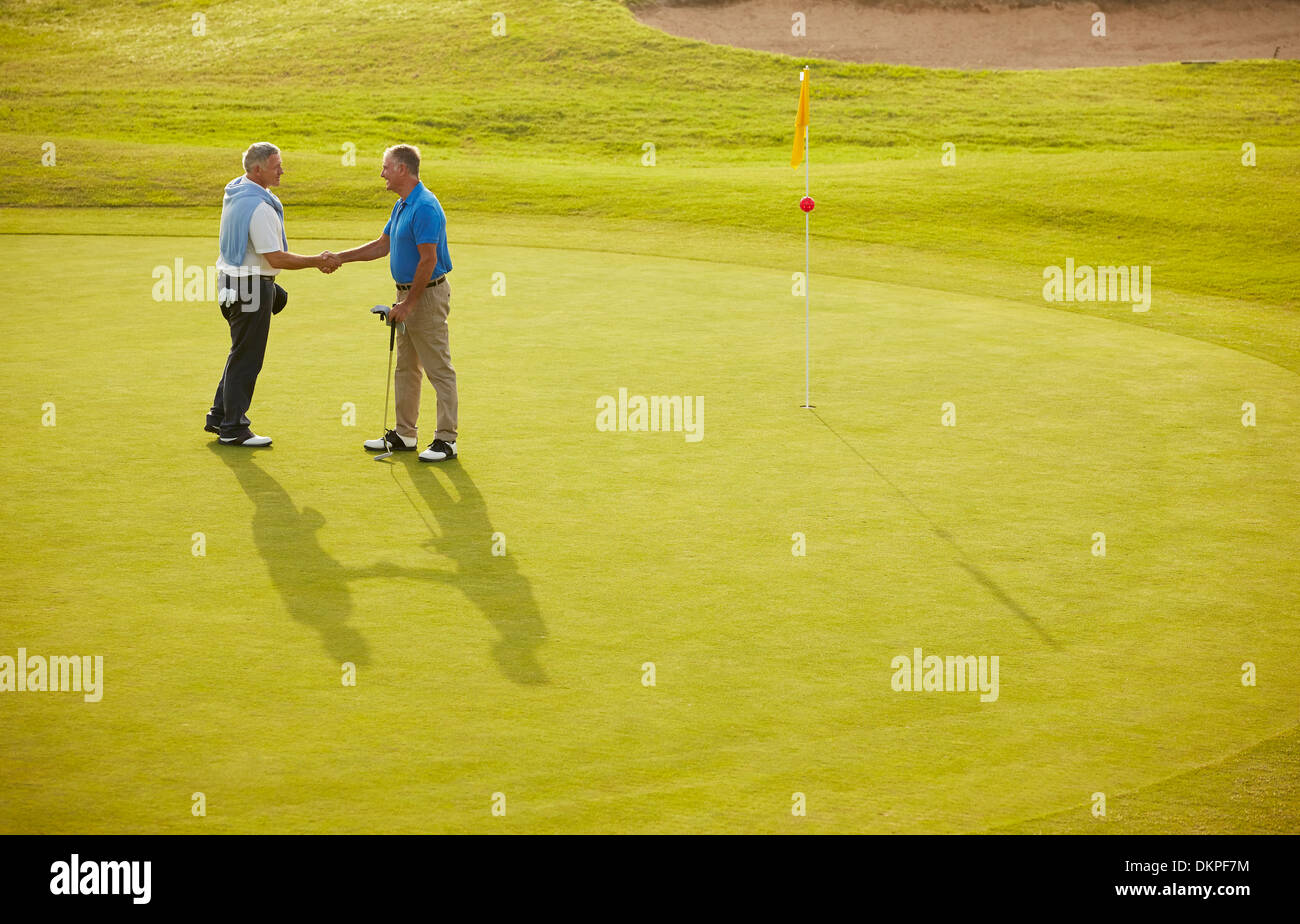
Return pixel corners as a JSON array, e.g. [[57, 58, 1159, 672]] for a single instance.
[[316, 251, 342, 274], [389, 299, 415, 324]]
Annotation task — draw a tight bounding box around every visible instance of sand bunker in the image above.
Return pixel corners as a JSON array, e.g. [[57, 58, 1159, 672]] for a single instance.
[[631, 0, 1300, 69]]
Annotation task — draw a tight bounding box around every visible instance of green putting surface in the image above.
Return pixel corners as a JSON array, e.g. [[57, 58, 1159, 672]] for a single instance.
[[0, 228, 1295, 832]]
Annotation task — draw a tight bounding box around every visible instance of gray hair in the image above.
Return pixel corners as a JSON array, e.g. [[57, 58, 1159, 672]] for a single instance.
[[242, 142, 280, 172], [384, 144, 421, 176]]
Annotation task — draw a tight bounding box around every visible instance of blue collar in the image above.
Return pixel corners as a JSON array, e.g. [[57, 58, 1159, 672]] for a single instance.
[[399, 181, 426, 204]]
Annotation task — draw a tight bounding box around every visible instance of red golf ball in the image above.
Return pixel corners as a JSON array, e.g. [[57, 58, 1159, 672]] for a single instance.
[[799, 196, 815, 212]]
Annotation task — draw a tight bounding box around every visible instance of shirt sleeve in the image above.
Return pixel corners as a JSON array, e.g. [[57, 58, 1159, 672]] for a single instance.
[[411, 203, 445, 246], [249, 202, 284, 254]]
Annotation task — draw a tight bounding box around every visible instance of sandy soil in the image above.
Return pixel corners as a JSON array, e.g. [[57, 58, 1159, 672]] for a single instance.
[[631, 0, 1300, 69]]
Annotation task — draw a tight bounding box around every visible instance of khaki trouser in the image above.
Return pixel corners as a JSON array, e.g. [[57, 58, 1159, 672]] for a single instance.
[[393, 277, 457, 443]]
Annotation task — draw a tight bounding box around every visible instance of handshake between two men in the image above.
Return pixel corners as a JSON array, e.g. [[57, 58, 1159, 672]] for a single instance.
[[315, 250, 343, 274]]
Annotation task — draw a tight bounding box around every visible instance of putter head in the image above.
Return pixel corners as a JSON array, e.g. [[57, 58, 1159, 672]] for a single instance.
[[373, 431, 399, 462]]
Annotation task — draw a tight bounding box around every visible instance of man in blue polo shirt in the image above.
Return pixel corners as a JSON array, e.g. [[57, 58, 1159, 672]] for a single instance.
[[336, 144, 457, 462]]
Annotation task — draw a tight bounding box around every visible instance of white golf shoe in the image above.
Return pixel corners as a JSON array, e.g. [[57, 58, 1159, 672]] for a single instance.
[[363, 430, 416, 452], [218, 432, 272, 447], [419, 439, 457, 462]]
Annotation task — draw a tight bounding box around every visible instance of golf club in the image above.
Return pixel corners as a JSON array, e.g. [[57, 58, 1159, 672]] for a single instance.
[[371, 304, 399, 461]]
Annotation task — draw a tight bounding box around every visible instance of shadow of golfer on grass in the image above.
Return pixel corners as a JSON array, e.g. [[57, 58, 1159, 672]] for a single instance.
[[386, 461, 548, 686], [207, 443, 371, 667]]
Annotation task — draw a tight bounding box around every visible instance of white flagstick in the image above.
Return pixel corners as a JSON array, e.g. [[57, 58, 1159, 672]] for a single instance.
[[802, 66, 813, 409]]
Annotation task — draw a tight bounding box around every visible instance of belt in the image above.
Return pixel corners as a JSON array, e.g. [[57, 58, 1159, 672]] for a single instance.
[[396, 275, 445, 291]]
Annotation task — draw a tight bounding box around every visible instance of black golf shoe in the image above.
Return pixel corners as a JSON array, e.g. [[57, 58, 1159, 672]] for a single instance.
[[363, 429, 417, 452], [218, 431, 272, 447], [419, 438, 457, 462]]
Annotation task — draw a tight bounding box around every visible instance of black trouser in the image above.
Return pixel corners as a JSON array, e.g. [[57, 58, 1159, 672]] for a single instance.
[[208, 274, 286, 439]]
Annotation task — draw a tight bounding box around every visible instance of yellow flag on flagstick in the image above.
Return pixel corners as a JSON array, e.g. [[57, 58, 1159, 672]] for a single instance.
[[791, 68, 810, 168]]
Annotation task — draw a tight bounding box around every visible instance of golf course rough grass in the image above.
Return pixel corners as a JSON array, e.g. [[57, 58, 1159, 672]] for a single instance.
[[0, 0, 1297, 833]]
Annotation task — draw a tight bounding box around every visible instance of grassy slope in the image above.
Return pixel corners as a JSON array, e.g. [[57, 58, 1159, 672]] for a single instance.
[[1, 0, 1297, 371], [1, 0, 1298, 831]]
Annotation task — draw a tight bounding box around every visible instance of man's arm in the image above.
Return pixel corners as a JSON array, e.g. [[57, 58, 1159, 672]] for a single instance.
[[336, 236, 391, 265], [263, 251, 339, 272], [388, 242, 438, 324], [250, 203, 338, 272]]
